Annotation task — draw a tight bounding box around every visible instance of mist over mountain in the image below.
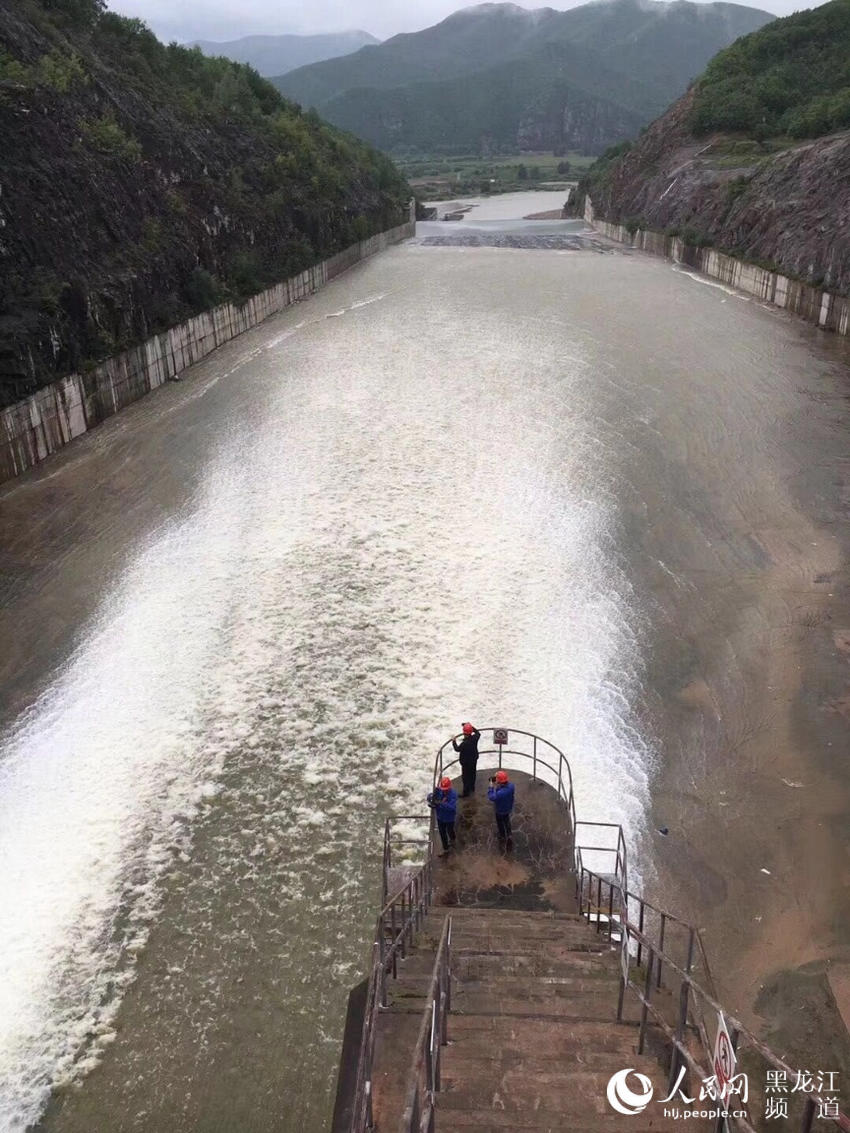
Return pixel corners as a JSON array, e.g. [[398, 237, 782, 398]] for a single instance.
[[192, 30, 380, 78], [583, 0, 850, 293], [272, 0, 774, 155]]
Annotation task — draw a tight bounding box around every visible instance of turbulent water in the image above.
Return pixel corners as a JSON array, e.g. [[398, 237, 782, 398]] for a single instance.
[[0, 191, 844, 1132]]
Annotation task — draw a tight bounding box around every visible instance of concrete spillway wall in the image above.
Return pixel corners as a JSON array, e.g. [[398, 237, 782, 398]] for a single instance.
[[0, 213, 415, 485], [586, 198, 850, 340]]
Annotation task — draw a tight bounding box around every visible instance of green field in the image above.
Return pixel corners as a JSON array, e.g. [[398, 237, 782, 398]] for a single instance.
[[397, 151, 593, 197]]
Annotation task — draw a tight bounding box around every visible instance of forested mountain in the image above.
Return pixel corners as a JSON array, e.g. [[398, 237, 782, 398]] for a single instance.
[[273, 0, 773, 155], [192, 31, 379, 79], [582, 0, 850, 294], [689, 0, 850, 139], [0, 0, 408, 408]]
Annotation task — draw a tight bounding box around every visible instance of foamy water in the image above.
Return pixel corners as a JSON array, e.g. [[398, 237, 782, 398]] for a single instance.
[[0, 214, 675, 1130]]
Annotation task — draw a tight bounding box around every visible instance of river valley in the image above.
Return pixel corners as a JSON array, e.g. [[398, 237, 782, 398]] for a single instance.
[[1, 191, 849, 1132]]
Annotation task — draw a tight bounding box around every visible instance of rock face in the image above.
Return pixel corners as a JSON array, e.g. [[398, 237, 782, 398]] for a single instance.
[[586, 89, 850, 295], [0, 1, 409, 410]]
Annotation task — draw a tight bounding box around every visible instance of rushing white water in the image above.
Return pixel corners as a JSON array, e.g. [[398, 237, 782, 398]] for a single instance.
[[4, 191, 825, 1131], [0, 251, 650, 1129]]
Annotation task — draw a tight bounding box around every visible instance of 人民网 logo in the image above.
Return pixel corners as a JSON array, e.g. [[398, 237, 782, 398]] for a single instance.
[[606, 1069, 655, 1115]]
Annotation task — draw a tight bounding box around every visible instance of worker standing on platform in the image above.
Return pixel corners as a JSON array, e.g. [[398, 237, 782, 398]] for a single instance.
[[428, 777, 458, 855], [453, 722, 481, 796], [488, 769, 515, 848]]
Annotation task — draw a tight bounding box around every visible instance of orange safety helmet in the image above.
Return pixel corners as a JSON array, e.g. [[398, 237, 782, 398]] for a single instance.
[[462, 723, 474, 735], [495, 770, 509, 784], [440, 777, 452, 790]]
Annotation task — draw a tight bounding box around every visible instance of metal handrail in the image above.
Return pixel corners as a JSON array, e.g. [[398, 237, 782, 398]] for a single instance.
[[581, 864, 850, 1133], [433, 727, 624, 889], [399, 915, 453, 1133], [350, 813, 436, 1133], [360, 729, 850, 1131]]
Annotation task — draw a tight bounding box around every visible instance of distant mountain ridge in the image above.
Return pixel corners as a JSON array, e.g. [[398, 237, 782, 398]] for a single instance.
[[579, 0, 850, 295], [192, 30, 379, 78], [273, 0, 774, 154]]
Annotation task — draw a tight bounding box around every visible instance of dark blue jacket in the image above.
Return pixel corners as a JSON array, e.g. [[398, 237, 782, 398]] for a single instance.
[[452, 729, 480, 766], [487, 782, 515, 815], [428, 787, 458, 823]]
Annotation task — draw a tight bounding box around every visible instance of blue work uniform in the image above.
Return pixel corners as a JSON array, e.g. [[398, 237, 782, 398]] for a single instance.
[[487, 781, 515, 841], [428, 786, 458, 851]]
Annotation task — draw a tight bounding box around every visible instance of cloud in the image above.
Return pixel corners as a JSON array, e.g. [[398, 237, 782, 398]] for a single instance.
[[107, 0, 801, 48]]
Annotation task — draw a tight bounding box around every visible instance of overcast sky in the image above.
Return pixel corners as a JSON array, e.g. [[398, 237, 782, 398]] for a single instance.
[[107, 0, 812, 46]]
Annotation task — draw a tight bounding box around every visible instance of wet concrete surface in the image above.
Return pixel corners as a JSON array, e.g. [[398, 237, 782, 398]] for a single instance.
[[434, 770, 576, 913], [3, 207, 850, 1129]]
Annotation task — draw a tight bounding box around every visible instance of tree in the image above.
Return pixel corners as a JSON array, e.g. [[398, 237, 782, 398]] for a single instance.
[[517, 163, 528, 180], [41, 0, 105, 26]]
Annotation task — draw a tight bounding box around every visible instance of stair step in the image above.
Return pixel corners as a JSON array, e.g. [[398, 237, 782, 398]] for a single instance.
[[442, 1051, 657, 1074], [394, 974, 619, 996], [446, 924, 608, 939], [451, 940, 614, 958], [454, 952, 618, 978], [454, 976, 622, 995], [453, 992, 619, 1019], [432, 1112, 693, 1132], [432, 907, 585, 922], [437, 1068, 650, 1112], [446, 1017, 640, 1054]]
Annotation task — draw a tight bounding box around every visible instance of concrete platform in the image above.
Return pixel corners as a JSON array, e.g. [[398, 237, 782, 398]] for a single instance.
[[433, 768, 577, 913]]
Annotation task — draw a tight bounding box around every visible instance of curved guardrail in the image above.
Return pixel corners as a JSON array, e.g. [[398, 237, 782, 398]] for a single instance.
[[353, 727, 850, 1132], [434, 726, 628, 910]]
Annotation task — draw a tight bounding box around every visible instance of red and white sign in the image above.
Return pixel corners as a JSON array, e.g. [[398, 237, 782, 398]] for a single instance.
[[493, 728, 508, 746], [713, 1012, 736, 1097]]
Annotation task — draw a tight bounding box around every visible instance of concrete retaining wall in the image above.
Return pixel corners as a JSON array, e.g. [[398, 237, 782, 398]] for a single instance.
[[0, 213, 415, 484], [586, 198, 850, 340]]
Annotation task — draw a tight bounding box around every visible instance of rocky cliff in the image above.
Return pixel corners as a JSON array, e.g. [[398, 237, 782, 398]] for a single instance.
[[583, 0, 850, 295], [0, 0, 409, 409], [586, 91, 850, 294]]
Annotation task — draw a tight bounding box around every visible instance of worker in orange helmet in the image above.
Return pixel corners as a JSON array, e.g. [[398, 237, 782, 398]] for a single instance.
[[452, 722, 480, 797], [427, 776, 458, 855], [487, 769, 515, 848]]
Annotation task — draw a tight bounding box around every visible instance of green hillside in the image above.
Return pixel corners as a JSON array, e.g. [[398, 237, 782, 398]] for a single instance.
[[321, 41, 663, 155], [690, 0, 850, 138], [0, 0, 409, 407], [273, 0, 774, 155], [275, 4, 559, 108]]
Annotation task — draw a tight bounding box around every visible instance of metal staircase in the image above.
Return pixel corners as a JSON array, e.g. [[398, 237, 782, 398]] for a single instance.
[[341, 728, 850, 1133]]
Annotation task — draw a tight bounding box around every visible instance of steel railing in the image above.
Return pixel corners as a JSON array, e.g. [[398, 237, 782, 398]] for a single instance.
[[434, 728, 578, 840], [350, 813, 436, 1133], [581, 865, 850, 1133], [434, 728, 628, 899], [399, 915, 453, 1133], [376, 727, 850, 1133]]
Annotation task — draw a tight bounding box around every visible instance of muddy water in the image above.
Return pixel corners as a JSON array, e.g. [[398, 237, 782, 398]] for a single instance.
[[1, 193, 849, 1131]]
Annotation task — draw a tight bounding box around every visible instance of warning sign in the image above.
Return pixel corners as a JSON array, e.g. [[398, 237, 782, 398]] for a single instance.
[[712, 1012, 736, 1098], [493, 728, 508, 746]]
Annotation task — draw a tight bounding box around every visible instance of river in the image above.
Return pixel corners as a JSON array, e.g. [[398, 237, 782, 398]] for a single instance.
[[1, 191, 849, 1131]]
